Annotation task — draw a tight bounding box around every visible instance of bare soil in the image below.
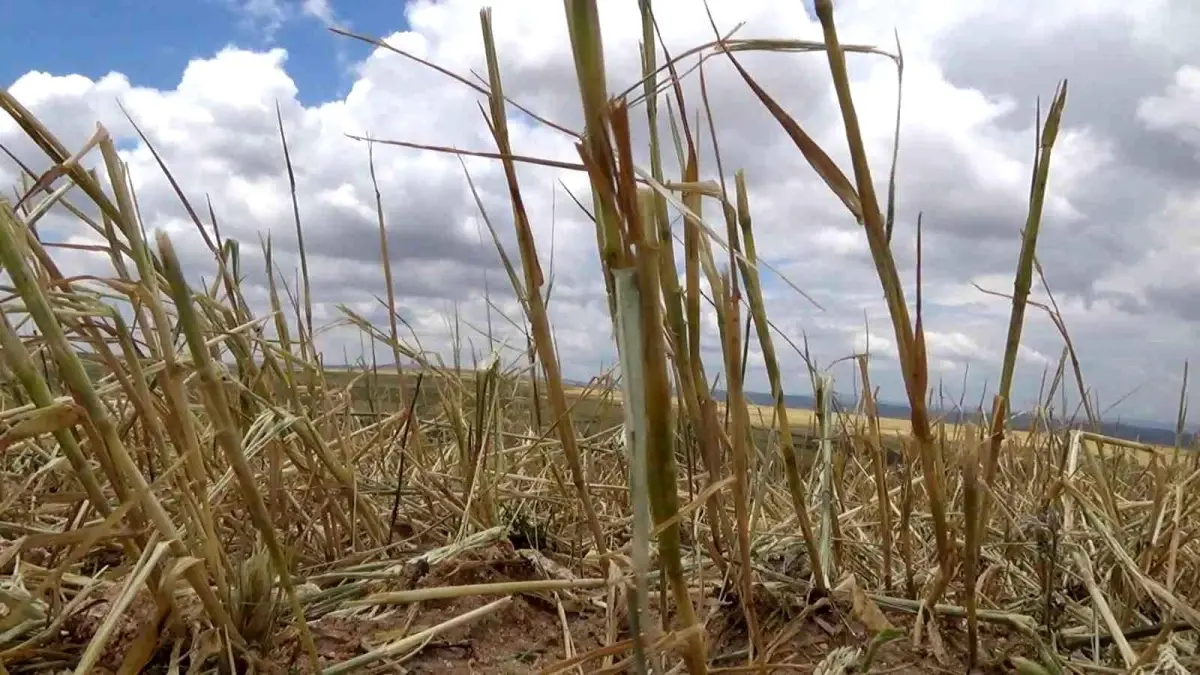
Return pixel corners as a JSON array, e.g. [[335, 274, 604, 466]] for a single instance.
[[57, 537, 1045, 674]]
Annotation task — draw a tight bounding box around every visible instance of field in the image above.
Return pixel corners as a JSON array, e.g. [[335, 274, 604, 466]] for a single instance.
[[3, 2, 1200, 675], [331, 367, 1186, 470]]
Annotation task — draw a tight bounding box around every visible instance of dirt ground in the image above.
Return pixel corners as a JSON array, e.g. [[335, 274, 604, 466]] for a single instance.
[[13, 527, 1145, 675], [275, 546, 1031, 675], [61, 538, 1042, 674]]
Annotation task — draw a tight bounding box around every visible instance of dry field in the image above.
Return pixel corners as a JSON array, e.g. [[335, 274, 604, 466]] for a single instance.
[[2, 2, 1200, 675]]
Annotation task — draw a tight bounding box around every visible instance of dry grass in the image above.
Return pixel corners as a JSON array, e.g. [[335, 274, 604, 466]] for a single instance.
[[2, 2, 1200, 674]]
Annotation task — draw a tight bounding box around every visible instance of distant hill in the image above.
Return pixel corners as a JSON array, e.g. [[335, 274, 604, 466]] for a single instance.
[[330, 366, 1195, 448], [720, 389, 1196, 448]]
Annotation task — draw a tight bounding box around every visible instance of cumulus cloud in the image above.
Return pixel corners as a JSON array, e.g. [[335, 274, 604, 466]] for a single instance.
[[3, 0, 1200, 421]]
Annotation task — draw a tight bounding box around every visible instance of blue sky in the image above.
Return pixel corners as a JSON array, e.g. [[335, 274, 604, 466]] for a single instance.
[[1, 0, 410, 104]]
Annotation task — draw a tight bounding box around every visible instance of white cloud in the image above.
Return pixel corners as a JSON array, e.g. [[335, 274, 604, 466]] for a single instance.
[[1138, 65, 1200, 147], [853, 331, 897, 361], [225, 0, 289, 40], [4, 0, 1200, 420], [924, 331, 989, 364], [223, 0, 343, 40], [301, 0, 337, 25]]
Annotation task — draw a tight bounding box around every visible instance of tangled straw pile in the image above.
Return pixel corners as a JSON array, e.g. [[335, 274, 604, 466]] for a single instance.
[[2, 1, 1199, 673]]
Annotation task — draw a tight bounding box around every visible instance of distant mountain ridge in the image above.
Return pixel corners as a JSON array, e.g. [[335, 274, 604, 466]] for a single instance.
[[558, 375, 1190, 447], [344, 367, 1194, 448], [720, 389, 1195, 448]]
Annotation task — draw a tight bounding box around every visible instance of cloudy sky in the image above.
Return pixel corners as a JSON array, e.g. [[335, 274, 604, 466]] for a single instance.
[[3, 0, 1200, 424]]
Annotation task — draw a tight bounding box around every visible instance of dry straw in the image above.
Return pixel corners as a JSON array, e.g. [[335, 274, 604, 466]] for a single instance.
[[0, 1, 1198, 674]]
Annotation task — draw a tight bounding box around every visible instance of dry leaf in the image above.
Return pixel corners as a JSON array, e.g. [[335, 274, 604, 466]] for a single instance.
[[834, 574, 894, 632], [925, 615, 949, 666], [0, 403, 83, 452]]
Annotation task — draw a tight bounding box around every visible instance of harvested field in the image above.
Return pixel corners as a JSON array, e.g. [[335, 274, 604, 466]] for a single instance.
[[2, 2, 1199, 675]]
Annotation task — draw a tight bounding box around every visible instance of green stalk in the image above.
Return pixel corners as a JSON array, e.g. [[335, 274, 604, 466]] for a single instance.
[[815, 375, 836, 585], [804, 0, 954, 589], [633, 186, 707, 675], [732, 172, 824, 590], [99, 139, 232, 601], [641, 0, 732, 571], [613, 263, 653, 675], [564, 0, 620, 327], [979, 83, 1069, 532], [156, 231, 320, 671], [718, 264, 762, 657], [855, 354, 893, 590]]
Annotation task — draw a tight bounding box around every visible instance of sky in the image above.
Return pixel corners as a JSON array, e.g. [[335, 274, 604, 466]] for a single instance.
[[3, 0, 1200, 424]]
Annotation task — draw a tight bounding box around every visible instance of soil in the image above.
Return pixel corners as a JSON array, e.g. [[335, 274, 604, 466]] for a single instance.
[[279, 550, 1039, 675], [49, 539, 1046, 675]]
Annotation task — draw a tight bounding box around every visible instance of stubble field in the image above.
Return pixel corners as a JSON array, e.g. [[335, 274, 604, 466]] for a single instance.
[[2, 2, 1199, 674]]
